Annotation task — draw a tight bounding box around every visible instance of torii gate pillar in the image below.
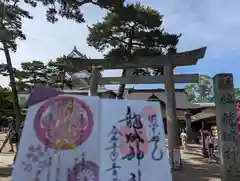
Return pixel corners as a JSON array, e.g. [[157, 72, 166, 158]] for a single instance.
[[164, 63, 180, 169]]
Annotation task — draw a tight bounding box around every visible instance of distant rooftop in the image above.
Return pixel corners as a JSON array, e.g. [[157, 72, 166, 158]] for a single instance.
[[124, 88, 216, 109], [67, 46, 88, 59], [66, 46, 92, 88], [125, 88, 199, 109]]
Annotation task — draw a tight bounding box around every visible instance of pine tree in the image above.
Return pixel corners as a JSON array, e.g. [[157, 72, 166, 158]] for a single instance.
[[87, 3, 180, 98]]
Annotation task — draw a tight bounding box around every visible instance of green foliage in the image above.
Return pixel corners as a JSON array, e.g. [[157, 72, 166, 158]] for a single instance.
[[0, 0, 125, 50], [87, 3, 180, 98], [0, 63, 29, 91], [0, 0, 34, 51], [185, 75, 240, 103], [0, 46, 96, 91], [21, 60, 47, 84], [0, 86, 13, 112], [0, 63, 25, 79], [0, 58, 80, 91], [87, 3, 180, 76], [47, 58, 74, 89], [24, 0, 125, 23], [184, 75, 214, 103], [0, 0, 36, 125], [234, 88, 240, 100]]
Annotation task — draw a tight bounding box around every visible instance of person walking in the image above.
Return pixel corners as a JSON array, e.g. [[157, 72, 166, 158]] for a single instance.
[[180, 130, 188, 150], [12, 116, 25, 167], [206, 132, 215, 163], [8, 116, 18, 152], [0, 117, 16, 153]]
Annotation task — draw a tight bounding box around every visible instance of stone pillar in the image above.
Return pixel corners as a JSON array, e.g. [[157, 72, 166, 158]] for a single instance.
[[213, 73, 240, 181], [184, 111, 193, 143], [201, 121, 208, 157], [89, 66, 101, 96], [164, 63, 181, 170]]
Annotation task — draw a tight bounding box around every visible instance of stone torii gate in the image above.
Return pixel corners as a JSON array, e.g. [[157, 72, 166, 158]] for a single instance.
[[61, 47, 207, 169]]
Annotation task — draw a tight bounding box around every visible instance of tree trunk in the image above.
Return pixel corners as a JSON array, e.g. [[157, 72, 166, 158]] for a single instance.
[[116, 32, 134, 99], [0, 133, 10, 153], [3, 43, 22, 132], [33, 72, 37, 85], [117, 69, 127, 99]]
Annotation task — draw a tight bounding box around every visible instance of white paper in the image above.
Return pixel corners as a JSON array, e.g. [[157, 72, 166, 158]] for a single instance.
[[100, 99, 172, 181], [12, 97, 172, 181], [12, 95, 100, 181]]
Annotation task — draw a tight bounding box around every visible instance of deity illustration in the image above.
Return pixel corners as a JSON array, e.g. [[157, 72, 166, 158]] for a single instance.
[[34, 96, 93, 150]]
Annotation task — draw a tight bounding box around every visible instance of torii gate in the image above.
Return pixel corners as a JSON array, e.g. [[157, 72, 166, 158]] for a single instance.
[[61, 46, 207, 169]]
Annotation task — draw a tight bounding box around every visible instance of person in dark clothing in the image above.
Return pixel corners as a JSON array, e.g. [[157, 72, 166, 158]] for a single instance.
[[12, 117, 25, 166], [7, 117, 16, 152], [17, 119, 24, 141]]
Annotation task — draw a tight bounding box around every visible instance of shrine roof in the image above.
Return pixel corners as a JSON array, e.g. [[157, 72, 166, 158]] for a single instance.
[[125, 89, 200, 109]]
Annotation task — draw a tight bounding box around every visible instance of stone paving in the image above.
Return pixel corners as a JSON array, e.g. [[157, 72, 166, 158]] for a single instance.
[[0, 133, 221, 181], [0, 133, 13, 181], [172, 144, 221, 181]]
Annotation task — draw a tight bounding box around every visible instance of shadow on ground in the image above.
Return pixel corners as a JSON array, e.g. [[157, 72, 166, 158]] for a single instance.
[[172, 161, 220, 181], [172, 148, 221, 181], [0, 166, 12, 177]]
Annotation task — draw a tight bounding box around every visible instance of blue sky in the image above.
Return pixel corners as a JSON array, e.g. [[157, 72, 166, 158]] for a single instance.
[[0, 0, 240, 89]]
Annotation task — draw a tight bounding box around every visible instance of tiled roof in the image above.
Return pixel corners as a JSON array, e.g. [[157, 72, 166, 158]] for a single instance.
[[68, 46, 88, 59], [125, 89, 200, 109]]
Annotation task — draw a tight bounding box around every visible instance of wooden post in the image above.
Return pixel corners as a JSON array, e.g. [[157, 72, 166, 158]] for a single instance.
[[89, 66, 101, 96], [184, 111, 194, 143], [201, 121, 208, 156], [164, 63, 181, 170], [213, 73, 240, 181]]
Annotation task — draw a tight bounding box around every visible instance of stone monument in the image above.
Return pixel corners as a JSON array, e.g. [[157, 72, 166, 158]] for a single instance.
[[213, 73, 240, 181]]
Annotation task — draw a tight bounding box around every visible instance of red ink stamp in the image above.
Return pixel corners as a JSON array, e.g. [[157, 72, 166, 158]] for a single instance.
[[34, 96, 93, 150], [119, 126, 148, 155], [141, 106, 156, 122]]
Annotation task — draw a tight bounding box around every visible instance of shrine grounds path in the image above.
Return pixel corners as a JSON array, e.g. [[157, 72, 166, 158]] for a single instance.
[[0, 133, 14, 181], [172, 144, 221, 181], [0, 133, 221, 181]]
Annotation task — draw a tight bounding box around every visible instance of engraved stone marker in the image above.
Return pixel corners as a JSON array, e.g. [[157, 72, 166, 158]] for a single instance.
[[213, 74, 240, 181]]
